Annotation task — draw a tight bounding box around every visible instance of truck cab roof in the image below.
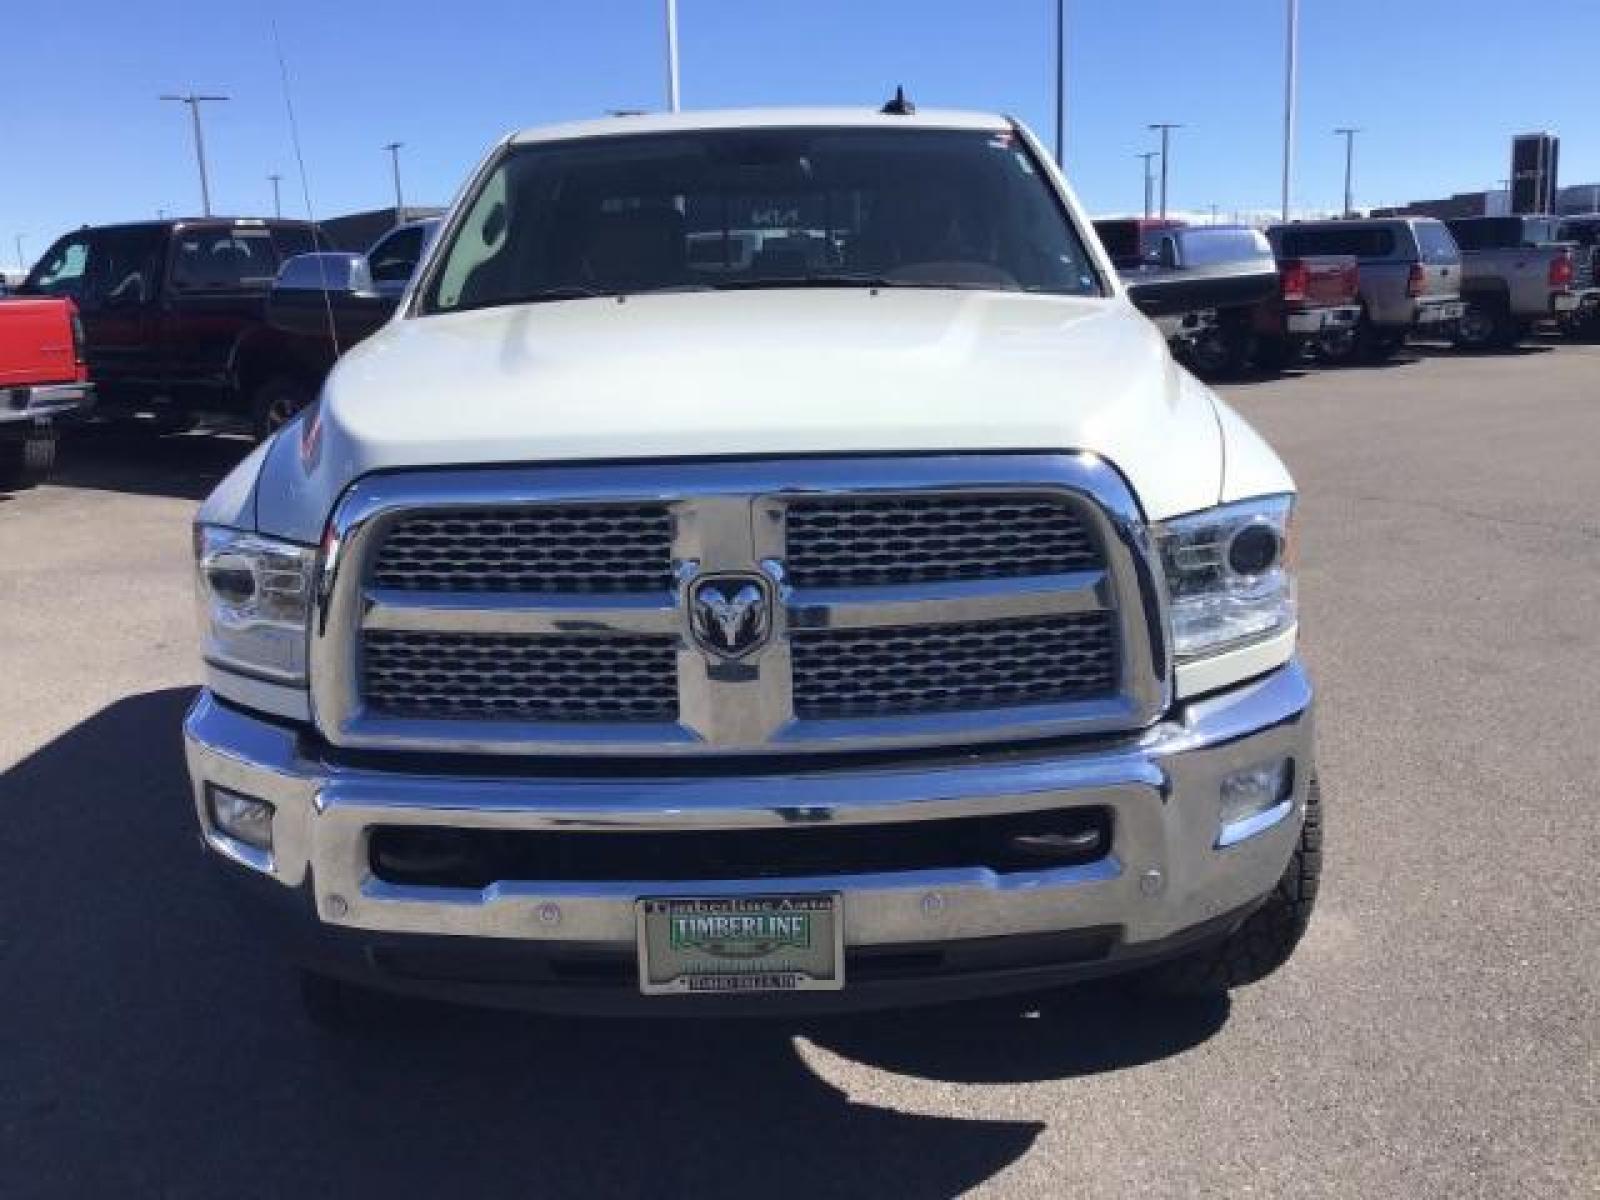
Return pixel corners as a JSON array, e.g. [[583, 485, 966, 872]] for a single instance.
[[508, 106, 1012, 146]]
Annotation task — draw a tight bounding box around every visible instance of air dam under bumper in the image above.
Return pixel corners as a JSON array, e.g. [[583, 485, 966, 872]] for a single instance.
[[184, 661, 1314, 1014]]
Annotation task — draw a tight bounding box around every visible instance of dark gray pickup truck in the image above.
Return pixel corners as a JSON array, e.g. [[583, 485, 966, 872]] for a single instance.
[[1445, 216, 1592, 349]]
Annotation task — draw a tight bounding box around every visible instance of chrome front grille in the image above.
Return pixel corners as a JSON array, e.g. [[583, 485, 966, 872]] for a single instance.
[[363, 630, 678, 722], [312, 457, 1168, 756], [791, 613, 1117, 718], [371, 504, 674, 593], [785, 494, 1101, 587]]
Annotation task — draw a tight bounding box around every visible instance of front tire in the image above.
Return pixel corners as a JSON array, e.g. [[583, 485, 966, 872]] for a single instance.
[[0, 430, 58, 490], [252, 376, 315, 442], [1139, 776, 1323, 997]]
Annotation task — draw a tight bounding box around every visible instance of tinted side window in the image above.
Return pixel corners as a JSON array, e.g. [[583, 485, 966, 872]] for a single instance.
[[1557, 220, 1600, 247], [170, 229, 278, 290], [368, 226, 426, 283], [1413, 221, 1459, 264], [89, 227, 164, 306], [1092, 220, 1141, 266], [1277, 226, 1395, 259], [23, 235, 91, 299]]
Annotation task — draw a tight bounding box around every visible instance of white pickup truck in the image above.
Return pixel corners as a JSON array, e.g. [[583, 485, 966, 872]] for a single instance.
[[183, 107, 1319, 1025]]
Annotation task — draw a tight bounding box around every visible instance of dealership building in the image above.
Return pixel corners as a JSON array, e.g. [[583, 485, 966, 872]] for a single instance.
[[1374, 132, 1597, 220]]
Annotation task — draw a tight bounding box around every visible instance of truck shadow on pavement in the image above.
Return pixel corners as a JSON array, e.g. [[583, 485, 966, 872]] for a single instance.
[[0, 689, 1227, 1200], [46, 427, 254, 502]]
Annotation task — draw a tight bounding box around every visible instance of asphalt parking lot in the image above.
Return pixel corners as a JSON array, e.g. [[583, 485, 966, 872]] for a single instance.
[[2, 342, 1597, 1199]]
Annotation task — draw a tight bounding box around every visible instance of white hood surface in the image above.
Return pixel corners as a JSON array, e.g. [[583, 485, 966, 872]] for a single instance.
[[254, 289, 1238, 542]]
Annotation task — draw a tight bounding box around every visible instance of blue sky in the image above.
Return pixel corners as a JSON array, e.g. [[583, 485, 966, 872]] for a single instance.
[[7, 0, 1598, 268]]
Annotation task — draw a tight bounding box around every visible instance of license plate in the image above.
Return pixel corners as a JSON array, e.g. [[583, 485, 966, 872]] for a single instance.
[[1553, 293, 1580, 312], [636, 895, 844, 995]]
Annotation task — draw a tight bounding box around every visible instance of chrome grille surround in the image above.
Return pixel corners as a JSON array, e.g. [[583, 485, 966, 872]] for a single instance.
[[309, 455, 1171, 756]]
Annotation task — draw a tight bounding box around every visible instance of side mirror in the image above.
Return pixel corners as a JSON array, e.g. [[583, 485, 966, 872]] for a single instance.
[[267, 252, 395, 339]]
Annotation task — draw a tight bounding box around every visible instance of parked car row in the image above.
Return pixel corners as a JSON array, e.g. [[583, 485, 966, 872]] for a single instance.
[[0, 215, 440, 484], [3, 192, 1598, 491], [1097, 212, 1600, 379]]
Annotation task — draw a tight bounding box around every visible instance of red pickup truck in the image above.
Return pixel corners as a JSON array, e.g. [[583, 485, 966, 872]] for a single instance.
[[1249, 254, 1363, 370], [0, 296, 93, 486]]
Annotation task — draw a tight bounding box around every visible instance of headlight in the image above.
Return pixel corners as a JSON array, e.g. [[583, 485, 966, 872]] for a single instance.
[[194, 525, 318, 684], [1155, 495, 1296, 661]]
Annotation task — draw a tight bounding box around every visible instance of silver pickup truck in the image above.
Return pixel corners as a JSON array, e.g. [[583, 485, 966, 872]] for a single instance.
[[1267, 218, 1464, 363], [1444, 216, 1590, 350]]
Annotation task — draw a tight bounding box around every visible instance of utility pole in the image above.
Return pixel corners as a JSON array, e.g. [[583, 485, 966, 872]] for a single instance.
[[1148, 124, 1182, 221], [1334, 128, 1361, 217], [1280, 0, 1300, 221], [665, 0, 681, 112], [384, 142, 405, 219], [1209, 203, 1220, 225], [13, 234, 25, 274], [160, 93, 229, 216], [268, 173, 282, 219], [1137, 151, 1158, 219], [1053, 0, 1066, 166]]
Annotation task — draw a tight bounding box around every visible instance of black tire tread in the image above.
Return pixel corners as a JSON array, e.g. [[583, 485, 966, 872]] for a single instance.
[[0, 432, 57, 489], [1142, 776, 1322, 996]]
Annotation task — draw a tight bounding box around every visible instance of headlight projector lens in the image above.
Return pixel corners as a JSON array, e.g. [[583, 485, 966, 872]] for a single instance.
[[1227, 522, 1282, 575]]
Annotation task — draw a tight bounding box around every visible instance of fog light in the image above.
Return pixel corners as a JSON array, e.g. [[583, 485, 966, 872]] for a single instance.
[[1217, 759, 1294, 847], [208, 785, 275, 852]]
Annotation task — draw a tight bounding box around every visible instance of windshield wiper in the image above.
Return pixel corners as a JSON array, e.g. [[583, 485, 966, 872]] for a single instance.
[[708, 273, 896, 291], [441, 282, 713, 314]]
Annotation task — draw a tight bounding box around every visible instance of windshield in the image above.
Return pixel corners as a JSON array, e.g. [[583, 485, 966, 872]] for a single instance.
[[420, 127, 1103, 313]]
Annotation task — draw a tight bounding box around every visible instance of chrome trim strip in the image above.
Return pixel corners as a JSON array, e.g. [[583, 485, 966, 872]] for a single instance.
[[309, 454, 1172, 756], [363, 589, 679, 636], [1216, 797, 1296, 849], [786, 570, 1111, 630]]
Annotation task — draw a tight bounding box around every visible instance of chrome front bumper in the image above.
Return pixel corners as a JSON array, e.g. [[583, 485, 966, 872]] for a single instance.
[[185, 662, 1314, 992]]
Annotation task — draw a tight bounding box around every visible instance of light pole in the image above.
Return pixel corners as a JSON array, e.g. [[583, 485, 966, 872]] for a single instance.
[[1281, 0, 1299, 221], [384, 142, 405, 218], [1334, 128, 1361, 217], [1053, 0, 1066, 166], [1137, 151, 1158, 219], [665, 0, 681, 112], [160, 93, 229, 216], [1148, 124, 1182, 221], [14, 234, 25, 274], [268, 173, 282, 219]]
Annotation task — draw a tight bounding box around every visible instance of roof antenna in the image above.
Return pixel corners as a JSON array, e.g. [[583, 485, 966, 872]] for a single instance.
[[270, 16, 340, 362], [881, 85, 916, 116]]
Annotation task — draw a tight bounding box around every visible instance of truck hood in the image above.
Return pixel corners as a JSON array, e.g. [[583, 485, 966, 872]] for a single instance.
[[253, 289, 1229, 541]]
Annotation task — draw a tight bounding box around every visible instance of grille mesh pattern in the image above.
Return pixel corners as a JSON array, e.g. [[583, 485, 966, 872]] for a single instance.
[[371, 505, 674, 593], [784, 494, 1101, 588], [363, 631, 678, 722], [791, 614, 1116, 718]]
